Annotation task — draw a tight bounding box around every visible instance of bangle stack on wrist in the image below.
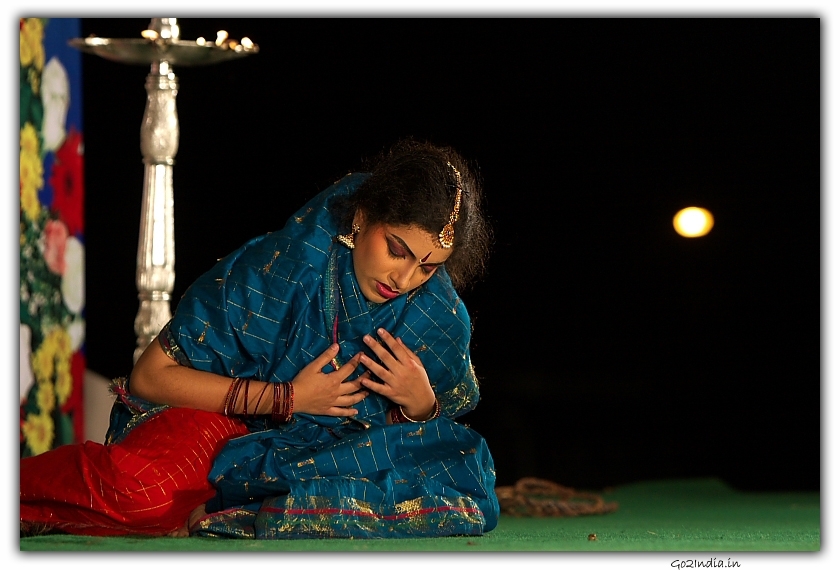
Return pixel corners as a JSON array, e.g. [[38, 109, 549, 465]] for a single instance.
[[271, 382, 295, 423], [223, 378, 291, 421], [390, 398, 441, 424]]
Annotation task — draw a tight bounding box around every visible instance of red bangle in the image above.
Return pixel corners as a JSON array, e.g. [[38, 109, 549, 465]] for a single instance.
[[232, 379, 244, 415], [252, 382, 270, 417], [272, 382, 295, 424], [223, 378, 243, 416], [222, 379, 236, 416], [284, 382, 294, 422], [272, 382, 282, 422]]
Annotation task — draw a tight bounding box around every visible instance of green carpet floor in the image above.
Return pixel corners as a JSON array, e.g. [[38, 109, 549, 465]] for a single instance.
[[19, 478, 820, 552]]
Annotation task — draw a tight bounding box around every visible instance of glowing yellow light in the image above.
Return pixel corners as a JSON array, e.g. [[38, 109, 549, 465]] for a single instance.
[[673, 207, 714, 238]]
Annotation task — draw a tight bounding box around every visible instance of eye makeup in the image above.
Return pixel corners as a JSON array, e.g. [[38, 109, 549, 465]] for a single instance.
[[387, 233, 443, 276], [386, 237, 407, 259]]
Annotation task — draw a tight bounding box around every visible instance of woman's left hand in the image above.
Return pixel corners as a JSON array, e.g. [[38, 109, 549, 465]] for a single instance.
[[358, 328, 437, 420]]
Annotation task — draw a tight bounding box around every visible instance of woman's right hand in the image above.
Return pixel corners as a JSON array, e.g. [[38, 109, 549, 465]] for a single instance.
[[291, 344, 368, 417]]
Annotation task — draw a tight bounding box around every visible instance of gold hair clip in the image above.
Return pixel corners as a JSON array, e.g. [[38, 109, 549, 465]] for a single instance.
[[439, 162, 462, 249]]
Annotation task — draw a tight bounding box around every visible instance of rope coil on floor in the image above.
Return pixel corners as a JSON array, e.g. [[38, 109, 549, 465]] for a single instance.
[[495, 477, 619, 517]]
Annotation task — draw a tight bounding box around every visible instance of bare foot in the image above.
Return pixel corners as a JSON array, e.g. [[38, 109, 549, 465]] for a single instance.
[[167, 504, 207, 538], [188, 504, 207, 531], [167, 524, 189, 538]]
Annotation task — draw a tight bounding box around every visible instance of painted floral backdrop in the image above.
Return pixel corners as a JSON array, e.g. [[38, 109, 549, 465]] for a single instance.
[[20, 18, 86, 457]]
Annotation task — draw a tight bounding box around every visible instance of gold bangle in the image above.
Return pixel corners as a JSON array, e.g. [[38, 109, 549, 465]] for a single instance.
[[397, 398, 441, 423]]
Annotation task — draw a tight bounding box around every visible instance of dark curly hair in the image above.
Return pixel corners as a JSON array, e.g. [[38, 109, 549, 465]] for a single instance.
[[333, 139, 492, 291]]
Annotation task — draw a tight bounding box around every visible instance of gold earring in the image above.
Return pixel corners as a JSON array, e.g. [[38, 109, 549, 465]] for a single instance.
[[336, 224, 360, 249]]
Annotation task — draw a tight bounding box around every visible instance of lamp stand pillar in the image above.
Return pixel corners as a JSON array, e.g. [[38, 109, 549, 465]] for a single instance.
[[134, 57, 178, 363]]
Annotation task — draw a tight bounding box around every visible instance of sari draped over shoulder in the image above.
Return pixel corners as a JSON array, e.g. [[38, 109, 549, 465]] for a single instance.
[[107, 173, 499, 539]]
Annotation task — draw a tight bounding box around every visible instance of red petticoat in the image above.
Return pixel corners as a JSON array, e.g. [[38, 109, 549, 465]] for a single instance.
[[20, 407, 249, 536]]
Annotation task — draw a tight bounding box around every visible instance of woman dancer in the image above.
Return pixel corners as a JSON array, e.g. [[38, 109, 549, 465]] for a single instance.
[[21, 139, 499, 539]]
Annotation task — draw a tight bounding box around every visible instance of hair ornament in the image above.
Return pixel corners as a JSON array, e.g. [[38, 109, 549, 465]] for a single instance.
[[439, 162, 462, 249]]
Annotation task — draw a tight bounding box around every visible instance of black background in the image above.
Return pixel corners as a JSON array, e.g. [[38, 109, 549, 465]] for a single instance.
[[78, 18, 819, 492]]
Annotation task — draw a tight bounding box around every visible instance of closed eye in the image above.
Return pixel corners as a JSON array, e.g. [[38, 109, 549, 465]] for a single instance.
[[420, 265, 437, 276], [387, 239, 407, 259]]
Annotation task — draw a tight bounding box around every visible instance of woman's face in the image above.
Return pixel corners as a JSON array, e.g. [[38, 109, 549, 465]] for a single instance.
[[351, 215, 453, 303]]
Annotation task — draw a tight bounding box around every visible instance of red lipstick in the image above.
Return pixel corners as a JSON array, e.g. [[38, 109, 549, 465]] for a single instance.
[[375, 281, 399, 300]]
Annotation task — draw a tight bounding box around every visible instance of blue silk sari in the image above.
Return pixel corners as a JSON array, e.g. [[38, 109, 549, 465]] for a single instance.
[[106, 174, 499, 539]]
